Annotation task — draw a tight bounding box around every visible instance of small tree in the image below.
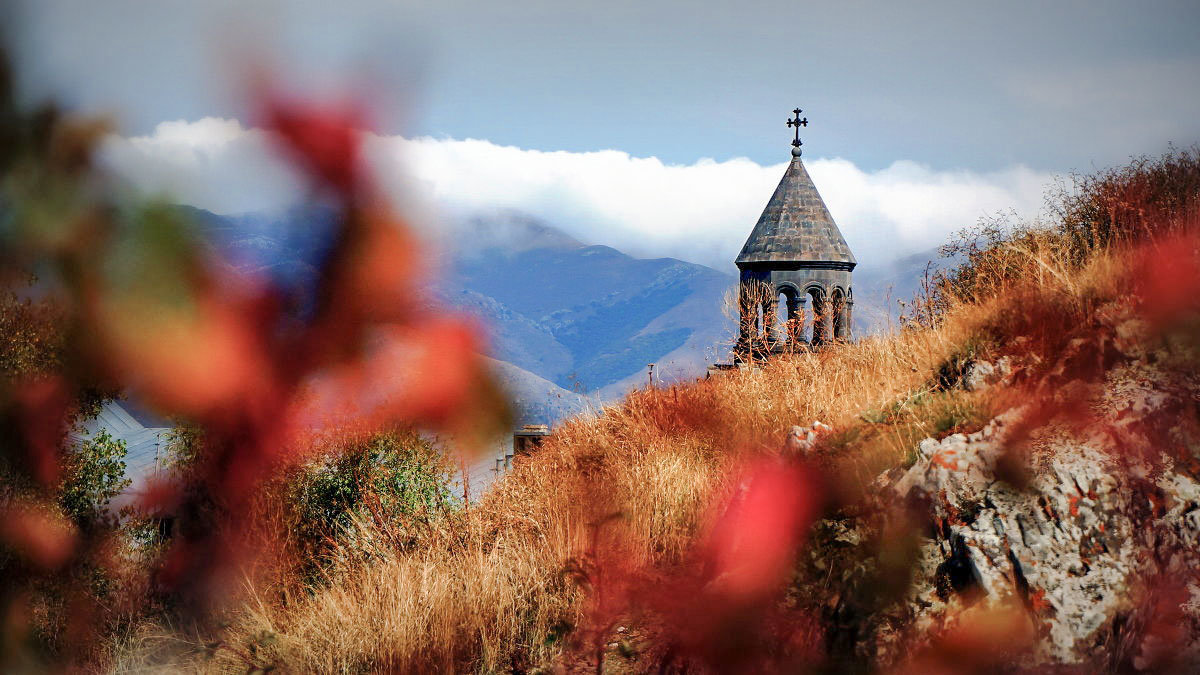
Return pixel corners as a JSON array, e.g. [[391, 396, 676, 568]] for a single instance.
[[58, 429, 129, 531]]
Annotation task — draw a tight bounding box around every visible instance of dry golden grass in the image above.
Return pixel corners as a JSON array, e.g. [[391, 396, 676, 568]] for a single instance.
[[149, 303, 995, 672], [133, 316, 1004, 673]]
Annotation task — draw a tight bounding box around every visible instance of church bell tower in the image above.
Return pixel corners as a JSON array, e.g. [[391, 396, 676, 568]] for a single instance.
[[735, 108, 856, 361]]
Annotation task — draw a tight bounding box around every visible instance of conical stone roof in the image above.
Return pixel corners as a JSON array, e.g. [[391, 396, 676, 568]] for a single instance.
[[736, 152, 856, 267]]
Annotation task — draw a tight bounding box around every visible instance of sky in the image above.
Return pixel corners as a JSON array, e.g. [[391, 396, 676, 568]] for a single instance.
[[8, 0, 1200, 271]]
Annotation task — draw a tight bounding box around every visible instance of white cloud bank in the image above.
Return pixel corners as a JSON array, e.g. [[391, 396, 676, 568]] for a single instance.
[[100, 118, 1054, 272]]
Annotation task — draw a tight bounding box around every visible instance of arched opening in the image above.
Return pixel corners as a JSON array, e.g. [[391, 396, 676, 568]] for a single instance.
[[832, 288, 848, 340], [774, 286, 804, 349], [738, 279, 775, 356], [775, 292, 789, 341]]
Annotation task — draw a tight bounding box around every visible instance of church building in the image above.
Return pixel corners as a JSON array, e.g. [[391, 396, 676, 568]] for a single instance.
[[734, 109, 856, 361]]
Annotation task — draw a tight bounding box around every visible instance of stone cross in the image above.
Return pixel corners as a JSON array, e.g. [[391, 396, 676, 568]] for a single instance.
[[787, 108, 808, 148]]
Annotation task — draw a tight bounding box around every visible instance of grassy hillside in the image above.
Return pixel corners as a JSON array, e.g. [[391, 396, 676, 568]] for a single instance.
[[114, 149, 1200, 672]]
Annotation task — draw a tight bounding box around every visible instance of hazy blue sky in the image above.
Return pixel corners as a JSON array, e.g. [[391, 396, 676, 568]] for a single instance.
[[7, 1, 1199, 272], [12, 0, 1200, 172]]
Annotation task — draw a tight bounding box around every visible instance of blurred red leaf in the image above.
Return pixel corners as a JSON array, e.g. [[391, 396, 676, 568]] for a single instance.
[[628, 458, 824, 671], [291, 317, 489, 436], [342, 206, 422, 318], [1137, 232, 1200, 327], [15, 376, 71, 487], [0, 504, 77, 570], [259, 97, 367, 196], [97, 289, 271, 417], [704, 459, 820, 602], [895, 602, 1036, 675]]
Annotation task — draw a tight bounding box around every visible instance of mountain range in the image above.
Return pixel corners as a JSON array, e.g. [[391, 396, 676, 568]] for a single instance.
[[180, 205, 939, 423], [181, 206, 737, 422], [434, 212, 735, 396]]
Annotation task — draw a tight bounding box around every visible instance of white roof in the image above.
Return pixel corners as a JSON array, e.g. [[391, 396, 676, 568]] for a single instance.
[[70, 400, 172, 482]]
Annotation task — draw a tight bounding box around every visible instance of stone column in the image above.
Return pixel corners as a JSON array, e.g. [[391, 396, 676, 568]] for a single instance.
[[762, 294, 777, 346], [787, 295, 805, 344], [831, 293, 847, 341], [811, 293, 827, 346]]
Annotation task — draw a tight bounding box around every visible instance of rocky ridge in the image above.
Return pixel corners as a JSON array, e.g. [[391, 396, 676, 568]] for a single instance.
[[822, 302, 1200, 670]]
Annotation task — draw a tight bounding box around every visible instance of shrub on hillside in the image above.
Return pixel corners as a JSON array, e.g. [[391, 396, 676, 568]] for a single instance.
[[927, 146, 1200, 314], [1056, 145, 1200, 256], [287, 429, 456, 566]]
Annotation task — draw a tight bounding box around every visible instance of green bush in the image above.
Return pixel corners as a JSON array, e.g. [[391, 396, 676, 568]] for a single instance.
[[288, 429, 456, 564], [58, 428, 129, 530]]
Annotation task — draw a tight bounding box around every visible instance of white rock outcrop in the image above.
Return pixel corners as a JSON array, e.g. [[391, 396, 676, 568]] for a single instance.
[[875, 360, 1200, 668]]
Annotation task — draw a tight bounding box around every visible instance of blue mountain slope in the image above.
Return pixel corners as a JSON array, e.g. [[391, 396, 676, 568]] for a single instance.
[[440, 214, 735, 392]]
